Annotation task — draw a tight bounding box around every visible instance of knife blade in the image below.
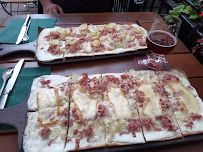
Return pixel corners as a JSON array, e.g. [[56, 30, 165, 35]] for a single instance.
[[0, 59, 24, 109], [16, 14, 31, 45]]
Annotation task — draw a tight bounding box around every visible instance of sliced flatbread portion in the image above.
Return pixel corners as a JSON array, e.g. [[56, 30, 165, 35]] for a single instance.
[[156, 70, 203, 136], [159, 79, 203, 136], [23, 104, 69, 152], [101, 72, 145, 145], [129, 70, 182, 141], [64, 102, 105, 151], [103, 86, 145, 145], [66, 83, 104, 151], [137, 82, 182, 141], [28, 75, 71, 111]]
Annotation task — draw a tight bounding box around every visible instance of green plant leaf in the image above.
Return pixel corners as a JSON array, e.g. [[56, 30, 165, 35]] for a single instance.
[[189, 14, 199, 19], [187, 6, 193, 12], [168, 1, 203, 22], [169, 10, 180, 17], [164, 16, 175, 25], [183, 9, 190, 14]]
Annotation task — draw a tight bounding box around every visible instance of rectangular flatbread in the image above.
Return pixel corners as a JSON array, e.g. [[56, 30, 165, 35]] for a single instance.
[[101, 72, 145, 145], [36, 23, 147, 62], [23, 69, 203, 152], [23, 104, 69, 152]]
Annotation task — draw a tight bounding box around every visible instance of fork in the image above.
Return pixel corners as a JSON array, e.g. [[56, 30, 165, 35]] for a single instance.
[[22, 19, 31, 42], [0, 67, 13, 96]]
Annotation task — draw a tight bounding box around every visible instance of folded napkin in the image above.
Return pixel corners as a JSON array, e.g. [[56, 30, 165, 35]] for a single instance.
[[0, 18, 56, 44], [0, 67, 51, 130]]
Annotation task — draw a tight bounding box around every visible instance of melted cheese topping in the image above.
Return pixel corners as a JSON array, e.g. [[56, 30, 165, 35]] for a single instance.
[[23, 112, 67, 152], [82, 42, 92, 53], [138, 83, 162, 121], [173, 110, 187, 121], [102, 41, 114, 50], [171, 83, 199, 113], [107, 86, 133, 118], [37, 88, 58, 109], [88, 25, 97, 33], [72, 88, 98, 120], [38, 107, 58, 126]]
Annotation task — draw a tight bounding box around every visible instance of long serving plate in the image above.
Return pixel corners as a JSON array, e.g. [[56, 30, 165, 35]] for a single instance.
[[0, 91, 202, 152], [0, 40, 150, 65], [0, 25, 150, 65]]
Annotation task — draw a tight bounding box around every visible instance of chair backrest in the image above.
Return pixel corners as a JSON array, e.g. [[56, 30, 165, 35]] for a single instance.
[[38, 0, 43, 14], [113, 0, 159, 12], [38, 0, 159, 14], [113, 0, 131, 12]]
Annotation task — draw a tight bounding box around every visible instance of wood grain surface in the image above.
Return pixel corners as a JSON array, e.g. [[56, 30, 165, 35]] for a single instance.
[[165, 54, 203, 78], [189, 77, 203, 100]]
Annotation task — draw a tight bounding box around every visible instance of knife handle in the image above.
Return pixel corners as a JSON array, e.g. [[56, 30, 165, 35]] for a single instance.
[[0, 80, 6, 96], [23, 14, 31, 26], [0, 91, 9, 109]]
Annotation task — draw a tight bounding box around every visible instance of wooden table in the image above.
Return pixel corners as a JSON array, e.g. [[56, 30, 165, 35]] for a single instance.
[[0, 12, 202, 152]]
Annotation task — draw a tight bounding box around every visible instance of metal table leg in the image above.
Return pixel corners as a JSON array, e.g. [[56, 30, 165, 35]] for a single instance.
[[1, 2, 12, 15]]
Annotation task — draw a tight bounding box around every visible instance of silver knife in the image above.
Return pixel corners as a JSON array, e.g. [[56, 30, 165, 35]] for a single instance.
[[0, 59, 24, 109], [16, 14, 31, 44]]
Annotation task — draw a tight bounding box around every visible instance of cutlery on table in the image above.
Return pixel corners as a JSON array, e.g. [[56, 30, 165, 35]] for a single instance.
[[22, 19, 31, 42], [0, 59, 24, 109], [16, 14, 31, 44], [0, 67, 13, 96]]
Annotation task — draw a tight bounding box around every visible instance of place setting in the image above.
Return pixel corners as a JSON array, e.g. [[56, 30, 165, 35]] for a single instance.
[[0, 18, 151, 65], [0, 14, 57, 58]]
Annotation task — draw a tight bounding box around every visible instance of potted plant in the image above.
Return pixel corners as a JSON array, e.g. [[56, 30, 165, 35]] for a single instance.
[[169, 0, 203, 21], [163, 0, 203, 54]]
